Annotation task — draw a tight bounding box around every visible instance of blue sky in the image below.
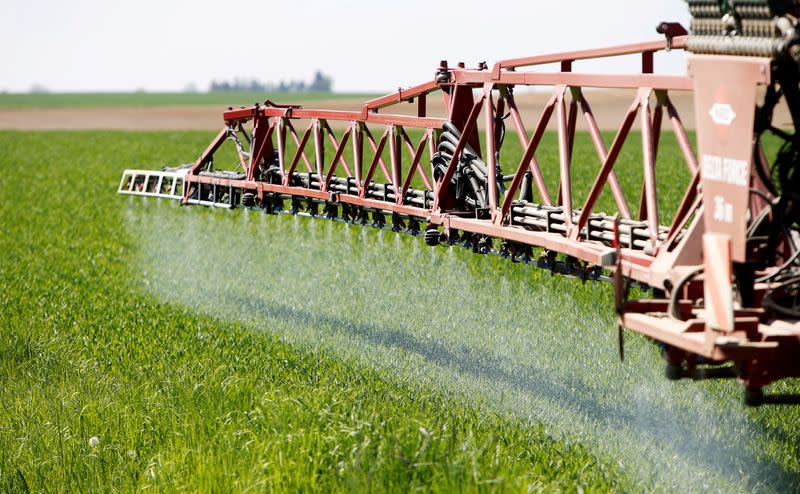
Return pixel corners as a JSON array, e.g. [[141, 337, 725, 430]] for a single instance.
[[1, 0, 691, 92]]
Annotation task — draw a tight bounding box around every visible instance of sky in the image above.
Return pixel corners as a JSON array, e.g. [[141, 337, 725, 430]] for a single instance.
[[1, 1, 691, 93]]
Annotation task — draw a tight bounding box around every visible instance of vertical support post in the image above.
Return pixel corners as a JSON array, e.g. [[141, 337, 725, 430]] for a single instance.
[[642, 51, 654, 74], [556, 86, 573, 232], [484, 84, 498, 213], [313, 119, 324, 188], [567, 95, 578, 165], [420, 128, 433, 190], [640, 89, 660, 248], [557, 95, 579, 207], [652, 101, 664, 162], [441, 86, 452, 119], [429, 129, 438, 192], [389, 125, 401, 193], [354, 123, 363, 190], [246, 121, 259, 181], [277, 117, 286, 179], [639, 95, 664, 222], [493, 95, 506, 152]]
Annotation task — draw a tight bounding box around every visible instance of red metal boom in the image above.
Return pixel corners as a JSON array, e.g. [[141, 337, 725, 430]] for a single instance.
[[120, 2, 800, 405]]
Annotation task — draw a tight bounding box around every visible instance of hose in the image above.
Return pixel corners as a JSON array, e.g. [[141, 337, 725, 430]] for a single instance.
[[668, 267, 704, 321], [756, 248, 800, 283], [762, 277, 800, 318]]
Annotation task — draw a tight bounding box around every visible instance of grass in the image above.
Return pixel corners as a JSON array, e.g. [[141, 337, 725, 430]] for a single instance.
[[0, 92, 378, 109], [0, 131, 626, 492], [1, 129, 799, 492]]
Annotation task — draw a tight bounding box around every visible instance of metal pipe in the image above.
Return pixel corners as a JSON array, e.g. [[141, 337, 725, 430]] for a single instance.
[[640, 92, 661, 247], [556, 90, 573, 231]]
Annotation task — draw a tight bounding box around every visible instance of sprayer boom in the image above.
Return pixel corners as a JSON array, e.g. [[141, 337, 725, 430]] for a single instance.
[[120, 1, 800, 405]]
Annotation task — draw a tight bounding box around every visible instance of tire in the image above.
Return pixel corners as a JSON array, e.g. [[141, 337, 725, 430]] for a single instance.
[[424, 229, 440, 246]]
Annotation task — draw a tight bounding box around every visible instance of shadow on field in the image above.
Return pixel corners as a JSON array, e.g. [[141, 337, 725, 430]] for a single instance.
[[763, 394, 800, 405], [230, 294, 798, 493]]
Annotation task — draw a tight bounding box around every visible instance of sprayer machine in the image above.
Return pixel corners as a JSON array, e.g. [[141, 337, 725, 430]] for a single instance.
[[120, 0, 800, 405]]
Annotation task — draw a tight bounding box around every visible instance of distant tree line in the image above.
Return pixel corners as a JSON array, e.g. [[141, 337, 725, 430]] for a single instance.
[[209, 70, 333, 93]]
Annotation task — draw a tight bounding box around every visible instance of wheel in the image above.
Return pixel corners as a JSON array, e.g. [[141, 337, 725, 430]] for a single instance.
[[665, 362, 682, 381], [744, 388, 764, 407], [424, 228, 441, 246], [242, 192, 256, 207]]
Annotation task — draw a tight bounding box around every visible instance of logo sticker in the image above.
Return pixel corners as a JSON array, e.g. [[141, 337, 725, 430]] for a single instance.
[[709, 103, 736, 126]]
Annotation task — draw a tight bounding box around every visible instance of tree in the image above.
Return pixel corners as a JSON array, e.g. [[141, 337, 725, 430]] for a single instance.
[[206, 70, 334, 93], [308, 70, 332, 92]]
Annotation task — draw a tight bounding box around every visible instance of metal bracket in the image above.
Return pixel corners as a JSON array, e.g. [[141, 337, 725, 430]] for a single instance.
[[657, 22, 688, 51]]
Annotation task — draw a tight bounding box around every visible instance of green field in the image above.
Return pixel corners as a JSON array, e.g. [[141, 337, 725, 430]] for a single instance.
[[2, 130, 799, 492], [0, 92, 376, 109]]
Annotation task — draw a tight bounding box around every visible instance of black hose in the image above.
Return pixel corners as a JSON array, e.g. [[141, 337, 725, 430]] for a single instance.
[[756, 248, 800, 283], [438, 141, 458, 156], [441, 123, 483, 162], [469, 163, 487, 182], [763, 277, 800, 318], [468, 175, 486, 207], [668, 267, 704, 321], [442, 121, 462, 139]]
